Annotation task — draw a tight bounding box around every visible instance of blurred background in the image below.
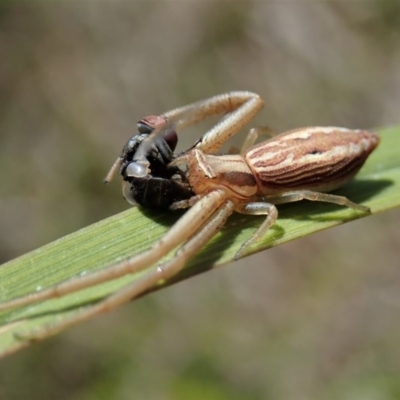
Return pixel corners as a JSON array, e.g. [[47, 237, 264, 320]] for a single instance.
[[1, 1, 400, 399]]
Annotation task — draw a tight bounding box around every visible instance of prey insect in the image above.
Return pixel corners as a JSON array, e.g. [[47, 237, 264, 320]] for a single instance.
[[0, 91, 379, 341], [104, 114, 194, 209]]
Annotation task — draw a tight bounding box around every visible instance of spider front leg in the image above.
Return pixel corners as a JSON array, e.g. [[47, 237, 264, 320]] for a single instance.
[[0, 191, 228, 313], [16, 192, 234, 342], [161, 91, 264, 153]]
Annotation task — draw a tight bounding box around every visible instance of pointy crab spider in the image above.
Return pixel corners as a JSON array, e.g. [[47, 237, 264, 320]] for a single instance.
[[0, 91, 379, 341]]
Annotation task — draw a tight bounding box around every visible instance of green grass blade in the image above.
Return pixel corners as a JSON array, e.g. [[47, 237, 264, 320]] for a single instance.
[[0, 126, 399, 357]]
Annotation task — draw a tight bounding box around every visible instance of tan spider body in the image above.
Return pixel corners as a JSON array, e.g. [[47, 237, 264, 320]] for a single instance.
[[180, 127, 377, 202], [170, 125, 378, 257], [0, 92, 379, 341]]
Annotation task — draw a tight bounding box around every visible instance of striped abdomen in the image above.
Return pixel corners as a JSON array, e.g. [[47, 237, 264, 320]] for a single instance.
[[245, 127, 379, 195]]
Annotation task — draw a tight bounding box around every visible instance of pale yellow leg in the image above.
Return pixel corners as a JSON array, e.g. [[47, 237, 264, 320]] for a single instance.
[[106, 92, 264, 182], [266, 190, 370, 212], [163, 91, 264, 153], [17, 199, 234, 341], [0, 191, 227, 312], [234, 202, 279, 260], [240, 126, 276, 155]]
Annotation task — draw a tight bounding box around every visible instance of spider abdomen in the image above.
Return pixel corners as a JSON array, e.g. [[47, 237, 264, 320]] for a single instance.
[[245, 127, 379, 195]]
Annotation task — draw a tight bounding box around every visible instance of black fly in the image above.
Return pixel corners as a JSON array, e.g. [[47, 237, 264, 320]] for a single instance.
[[105, 115, 193, 210]]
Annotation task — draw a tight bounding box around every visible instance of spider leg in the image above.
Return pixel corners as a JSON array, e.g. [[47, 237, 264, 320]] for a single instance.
[[169, 194, 203, 210], [233, 202, 279, 260], [232, 188, 370, 259], [226, 126, 276, 154], [265, 190, 370, 212], [0, 191, 228, 312], [16, 196, 234, 341], [163, 91, 264, 154], [240, 126, 277, 155]]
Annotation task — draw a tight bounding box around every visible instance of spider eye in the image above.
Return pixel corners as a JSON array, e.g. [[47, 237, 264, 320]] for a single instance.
[[125, 161, 149, 178], [137, 122, 153, 135]]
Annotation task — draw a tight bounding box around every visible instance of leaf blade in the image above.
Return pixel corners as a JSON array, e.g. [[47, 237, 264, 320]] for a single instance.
[[0, 126, 399, 357]]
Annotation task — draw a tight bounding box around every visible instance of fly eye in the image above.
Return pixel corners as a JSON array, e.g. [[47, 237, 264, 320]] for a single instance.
[[162, 130, 178, 152], [137, 122, 153, 135], [125, 161, 150, 178]]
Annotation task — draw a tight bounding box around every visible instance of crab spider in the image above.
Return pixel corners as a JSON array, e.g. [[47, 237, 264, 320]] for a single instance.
[[0, 91, 379, 342]]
